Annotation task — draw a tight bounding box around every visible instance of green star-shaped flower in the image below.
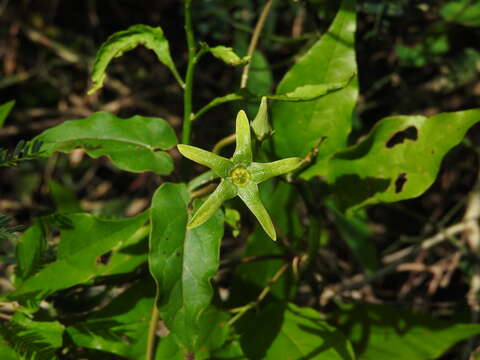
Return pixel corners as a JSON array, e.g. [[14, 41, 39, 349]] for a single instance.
[[177, 110, 301, 240]]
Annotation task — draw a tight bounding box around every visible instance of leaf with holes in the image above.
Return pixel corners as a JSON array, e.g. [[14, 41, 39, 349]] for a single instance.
[[34, 112, 177, 174], [303, 109, 480, 211], [8, 212, 148, 308]]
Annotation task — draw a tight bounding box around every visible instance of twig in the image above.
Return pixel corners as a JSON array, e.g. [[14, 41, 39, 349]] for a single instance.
[[320, 221, 474, 305], [22, 24, 84, 64], [464, 154, 480, 359], [240, 0, 275, 89], [220, 254, 290, 269], [228, 262, 289, 326], [382, 222, 469, 264]]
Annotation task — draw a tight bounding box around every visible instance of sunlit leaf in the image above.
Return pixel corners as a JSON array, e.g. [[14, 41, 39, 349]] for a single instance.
[[208, 45, 250, 66], [441, 0, 480, 27], [1, 312, 64, 360], [238, 303, 354, 360], [268, 79, 352, 102], [148, 183, 224, 351], [336, 303, 480, 360], [272, 0, 357, 168], [8, 212, 148, 307], [35, 112, 177, 174], [305, 109, 480, 211]]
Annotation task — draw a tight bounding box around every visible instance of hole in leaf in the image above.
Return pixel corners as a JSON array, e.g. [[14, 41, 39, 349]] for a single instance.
[[386, 126, 418, 148], [395, 173, 407, 193]]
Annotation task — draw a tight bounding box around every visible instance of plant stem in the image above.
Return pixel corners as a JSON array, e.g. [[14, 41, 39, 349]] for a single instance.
[[182, 0, 196, 145], [228, 262, 289, 326], [240, 0, 275, 89], [146, 303, 159, 360], [190, 183, 217, 200], [212, 133, 236, 154]]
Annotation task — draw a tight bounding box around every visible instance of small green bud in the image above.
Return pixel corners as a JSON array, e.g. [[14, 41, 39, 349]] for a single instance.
[[251, 97, 273, 142]]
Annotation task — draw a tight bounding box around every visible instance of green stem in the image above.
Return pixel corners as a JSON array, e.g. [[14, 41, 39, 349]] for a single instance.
[[182, 0, 196, 145], [212, 134, 236, 154], [146, 302, 159, 360]]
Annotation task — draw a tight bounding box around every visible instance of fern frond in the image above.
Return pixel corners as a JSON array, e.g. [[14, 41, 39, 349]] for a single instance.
[[0, 321, 59, 360], [0, 214, 24, 242], [0, 139, 44, 167], [72, 319, 130, 342]]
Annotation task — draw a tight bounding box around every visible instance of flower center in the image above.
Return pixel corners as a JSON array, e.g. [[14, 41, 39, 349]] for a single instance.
[[230, 166, 251, 186]]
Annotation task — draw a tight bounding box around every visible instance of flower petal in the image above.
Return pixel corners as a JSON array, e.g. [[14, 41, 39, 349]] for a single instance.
[[188, 179, 237, 229], [237, 183, 276, 240], [249, 157, 302, 183], [232, 110, 252, 165], [178, 144, 233, 178]]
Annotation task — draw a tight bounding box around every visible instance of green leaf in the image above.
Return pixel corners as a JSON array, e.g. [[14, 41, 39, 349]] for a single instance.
[[238, 303, 355, 360], [0, 100, 15, 128], [1, 312, 64, 360], [225, 208, 241, 237], [35, 112, 177, 174], [272, 0, 357, 164], [67, 278, 156, 359], [307, 109, 480, 211], [8, 212, 148, 307], [14, 223, 46, 284], [95, 225, 149, 277], [0, 214, 24, 242], [327, 203, 378, 273], [441, 0, 480, 27], [48, 180, 82, 213], [208, 45, 250, 66], [248, 51, 273, 96], [154, 307, 238, 360], [0, 333, 19, 360], [88, 24, 183, 94], [268, 79, 352, 102], [148, 183, 224, 351], [336, 303, 480, 360]]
